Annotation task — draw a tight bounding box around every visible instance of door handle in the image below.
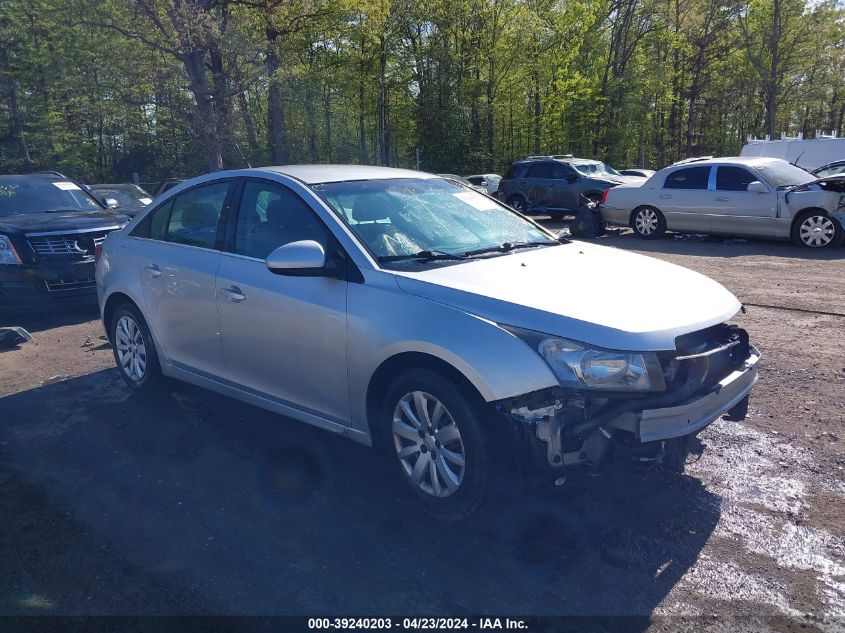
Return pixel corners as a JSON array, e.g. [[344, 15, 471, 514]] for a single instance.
[[659, 194, 672, 199], [145, 264, 162, 278], [221, 285, 246, 303], [714, 196, 729, 202]]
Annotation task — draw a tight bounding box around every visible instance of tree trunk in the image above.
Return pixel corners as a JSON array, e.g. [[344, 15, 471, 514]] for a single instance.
[[238, 91, 259, 160], [0, 43, 32, 165], [378, 35, 389, 166], [324, 85, 333, 163], [767, 0, 780, 138], [532, 70, 541, 154], [486, 53, 495, 172], [265, 22, 288, 164], [183, 49, 224, 172], [210, 42, 237, 168]]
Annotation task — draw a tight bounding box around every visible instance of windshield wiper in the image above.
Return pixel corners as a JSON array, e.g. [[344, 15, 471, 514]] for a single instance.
[[43, 208, 88, 213], [463, 240, 557, 258], [377, 250, 468, 263]]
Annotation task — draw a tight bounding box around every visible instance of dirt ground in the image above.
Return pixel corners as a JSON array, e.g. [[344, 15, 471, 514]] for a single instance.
[[0, 228, 843, 629]]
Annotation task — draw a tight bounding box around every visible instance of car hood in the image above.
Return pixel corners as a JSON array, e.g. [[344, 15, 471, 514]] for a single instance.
[[0, 210, 128, 235], [393, 242, 741, 351]]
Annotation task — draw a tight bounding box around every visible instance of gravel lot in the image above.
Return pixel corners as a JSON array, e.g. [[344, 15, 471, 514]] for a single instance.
[[1, 229, 843, 628]]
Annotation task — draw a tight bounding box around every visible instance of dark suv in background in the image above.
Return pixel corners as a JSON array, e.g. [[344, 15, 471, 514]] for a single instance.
[[496, 156, 644, 216], [0, 173, 128, 313]]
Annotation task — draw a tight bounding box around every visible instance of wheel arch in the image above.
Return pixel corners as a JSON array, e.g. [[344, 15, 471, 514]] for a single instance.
[[790, 206, 832, 228], [102, 291, 138, 343], [365, 352, 486, 436]]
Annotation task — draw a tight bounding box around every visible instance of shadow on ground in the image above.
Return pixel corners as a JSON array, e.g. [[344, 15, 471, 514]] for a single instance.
[[0, 369, 722, 617], [0, 306, 100, 333]]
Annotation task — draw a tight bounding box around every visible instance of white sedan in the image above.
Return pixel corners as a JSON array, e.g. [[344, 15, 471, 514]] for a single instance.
[[600, 157, 845, 248]]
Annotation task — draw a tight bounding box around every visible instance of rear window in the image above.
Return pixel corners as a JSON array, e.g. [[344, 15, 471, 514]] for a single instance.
[[503, 164, 523, 180], [663, 166, 711, 190], [526, 163, 554, 179]]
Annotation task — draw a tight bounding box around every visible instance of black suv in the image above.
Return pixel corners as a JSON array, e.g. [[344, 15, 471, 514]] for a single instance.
[[496, 156, 638, 216], [0, 173, 128, 313]]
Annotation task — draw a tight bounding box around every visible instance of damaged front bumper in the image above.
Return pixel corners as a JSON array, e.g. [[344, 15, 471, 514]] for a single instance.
[[501, 325, 760, 474], [632, 346, 758, 443]]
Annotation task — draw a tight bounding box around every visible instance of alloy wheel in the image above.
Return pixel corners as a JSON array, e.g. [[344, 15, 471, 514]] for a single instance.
[[115, 315, 147, 382], [392, 391, 466, 498], [799, 215, 835, 247], [635, 208, 658, 235]]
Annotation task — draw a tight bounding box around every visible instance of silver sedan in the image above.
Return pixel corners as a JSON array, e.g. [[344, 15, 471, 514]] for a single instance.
[[97, 165, 759, 516]]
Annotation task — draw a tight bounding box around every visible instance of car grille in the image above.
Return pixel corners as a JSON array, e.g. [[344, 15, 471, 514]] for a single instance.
[[663, 324, 751, 390], [28, 230, 113, 256], [44, 277, 96, 293]]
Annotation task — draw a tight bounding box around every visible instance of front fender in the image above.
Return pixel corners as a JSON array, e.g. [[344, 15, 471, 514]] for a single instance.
[[346, 271, 559, 435]]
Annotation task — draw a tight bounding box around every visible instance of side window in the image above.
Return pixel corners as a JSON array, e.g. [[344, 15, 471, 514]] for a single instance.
[[551, 163, 574, 180], [234, 181, 329, 260], [145, 200, 173, 240], [716, 166, 757, 192], [164, 182, 230, 249], [526, 163, 553, 179], [663, 166, 711, 190]]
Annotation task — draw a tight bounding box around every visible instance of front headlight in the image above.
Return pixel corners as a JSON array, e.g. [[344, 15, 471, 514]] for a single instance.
[[505, 326, 665, 392], [0, 235, 22, 265]]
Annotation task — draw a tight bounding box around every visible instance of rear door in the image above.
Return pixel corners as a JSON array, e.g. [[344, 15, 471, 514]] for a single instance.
[[135, 179, 233, 376], [523, 162, 554, 210], [710, 165, 778, 237], [659, 166, 713, 232], [215, 178, 350, 423]]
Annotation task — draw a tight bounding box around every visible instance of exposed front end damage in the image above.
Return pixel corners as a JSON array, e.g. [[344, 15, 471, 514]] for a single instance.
[[498, 324, 760, 479]]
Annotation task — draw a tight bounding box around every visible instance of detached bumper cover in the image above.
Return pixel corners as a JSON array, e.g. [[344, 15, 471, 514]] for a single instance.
[[637, 345, 760, 442]]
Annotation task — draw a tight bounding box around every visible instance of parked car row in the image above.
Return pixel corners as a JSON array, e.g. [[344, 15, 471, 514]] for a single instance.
[[494, 155, 647, 217], [600, 156, 845, 248]]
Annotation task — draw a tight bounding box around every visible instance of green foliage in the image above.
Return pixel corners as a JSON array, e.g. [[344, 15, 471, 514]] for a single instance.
[[0, 0, 842, 180]]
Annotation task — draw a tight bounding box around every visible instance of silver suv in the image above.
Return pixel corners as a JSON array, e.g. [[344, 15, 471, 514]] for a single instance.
[[97, 166, 759, 516]]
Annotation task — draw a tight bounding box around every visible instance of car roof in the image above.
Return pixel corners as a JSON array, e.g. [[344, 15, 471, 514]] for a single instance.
[[515, 156, 598, 165], [669, 156, 792, 168], [260, 164, 432, 185]]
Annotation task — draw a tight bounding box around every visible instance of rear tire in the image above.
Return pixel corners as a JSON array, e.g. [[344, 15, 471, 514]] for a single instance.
[[379, 369, 491, 519], [507, 195, 528, 214], [110, 303, 162, 391], [791, 210, 843, 248], [631, 206, 666, 239]]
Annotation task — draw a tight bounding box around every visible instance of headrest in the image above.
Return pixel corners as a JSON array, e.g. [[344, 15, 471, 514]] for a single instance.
[[266, 199, 286, 226], [352, 193, 394, 222]]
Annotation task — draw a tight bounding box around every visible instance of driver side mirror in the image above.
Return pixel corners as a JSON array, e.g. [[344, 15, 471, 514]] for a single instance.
[[102, 197, 119, 209], [565, 174, 577, 183], [747, 181, 767, 194], [265, 240, 330, 276]]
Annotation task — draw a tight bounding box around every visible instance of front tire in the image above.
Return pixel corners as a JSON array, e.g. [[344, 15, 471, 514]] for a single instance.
[[381, 369, 491, 518], [791, 210, 843, 248], [631, 206, 666, 239], [110, 303, 162, 391]]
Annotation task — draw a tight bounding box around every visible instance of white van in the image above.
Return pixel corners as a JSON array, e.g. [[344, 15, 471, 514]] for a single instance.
[[740, 137, 845, 172]]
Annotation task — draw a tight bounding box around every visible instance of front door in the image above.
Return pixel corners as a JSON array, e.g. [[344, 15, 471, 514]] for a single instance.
[[136, 180, 232, 376], [710, 165, 778, 237], [215, 178, 350, 423]]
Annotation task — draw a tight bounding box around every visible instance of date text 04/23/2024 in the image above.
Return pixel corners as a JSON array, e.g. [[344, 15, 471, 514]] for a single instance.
[[307, 618, 528, 630]]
